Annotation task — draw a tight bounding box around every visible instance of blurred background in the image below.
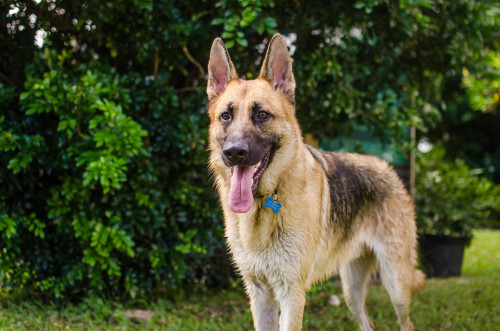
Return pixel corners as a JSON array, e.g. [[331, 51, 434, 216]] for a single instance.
[[1, 0, 499, 320]]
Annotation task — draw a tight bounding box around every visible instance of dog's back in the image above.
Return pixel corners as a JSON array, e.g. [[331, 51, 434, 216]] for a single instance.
[[308, 146, 396, 236], [304, 147, 423, 291]]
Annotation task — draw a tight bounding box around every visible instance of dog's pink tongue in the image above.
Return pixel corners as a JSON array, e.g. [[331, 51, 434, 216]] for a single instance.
[[229, 166, 254, 213]]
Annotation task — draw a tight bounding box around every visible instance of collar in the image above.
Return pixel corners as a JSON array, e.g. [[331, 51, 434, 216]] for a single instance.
[[255, 179, 282, 201]]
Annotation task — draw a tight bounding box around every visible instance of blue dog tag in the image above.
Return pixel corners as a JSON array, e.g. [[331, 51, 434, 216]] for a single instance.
[[264, 196, 282, 214]]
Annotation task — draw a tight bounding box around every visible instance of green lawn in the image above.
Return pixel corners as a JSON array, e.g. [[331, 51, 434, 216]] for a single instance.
[[1, 229, 499, 330]]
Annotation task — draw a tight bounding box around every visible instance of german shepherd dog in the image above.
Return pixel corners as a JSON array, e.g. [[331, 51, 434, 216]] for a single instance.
[[206, 34, 425, 331]]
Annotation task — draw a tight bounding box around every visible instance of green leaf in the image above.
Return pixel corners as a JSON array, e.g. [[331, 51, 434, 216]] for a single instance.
[[58, 120, 68, 131], [211, 18, 225, 25], [257, 23, 265, 35], [263, 17, 277, 28], [236, 38, 248, 47], [354, 2, 365, 9]]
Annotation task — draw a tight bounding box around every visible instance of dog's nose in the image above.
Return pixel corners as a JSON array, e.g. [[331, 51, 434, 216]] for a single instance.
[[223, 142, 249, 164]]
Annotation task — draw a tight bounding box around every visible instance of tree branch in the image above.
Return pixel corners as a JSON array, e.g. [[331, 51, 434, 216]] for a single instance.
[[182, 45, 205, 78], [154, 50, 159, 80], [0, 72, 15, 87], [357, 109, 380, 125]]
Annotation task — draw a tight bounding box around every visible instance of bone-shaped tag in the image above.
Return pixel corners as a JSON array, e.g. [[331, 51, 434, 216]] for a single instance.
[[264, 197, 282, 214]]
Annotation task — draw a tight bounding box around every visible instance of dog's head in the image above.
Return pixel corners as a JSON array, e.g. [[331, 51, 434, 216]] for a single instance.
[[207, 34, 300, 213]]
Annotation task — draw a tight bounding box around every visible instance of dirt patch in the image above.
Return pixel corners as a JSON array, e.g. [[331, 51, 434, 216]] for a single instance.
[[122, 309, 155, 322]]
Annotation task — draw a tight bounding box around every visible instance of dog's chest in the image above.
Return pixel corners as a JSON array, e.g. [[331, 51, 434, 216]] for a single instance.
[[226, 208, 305, 279]]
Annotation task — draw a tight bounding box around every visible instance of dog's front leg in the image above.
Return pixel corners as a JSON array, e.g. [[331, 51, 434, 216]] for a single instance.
[[276, 286, 306, 331], [246, 278, 279, 330]]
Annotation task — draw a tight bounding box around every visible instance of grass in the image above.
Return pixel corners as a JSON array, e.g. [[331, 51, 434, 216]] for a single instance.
[[1, 229, 499, 330]]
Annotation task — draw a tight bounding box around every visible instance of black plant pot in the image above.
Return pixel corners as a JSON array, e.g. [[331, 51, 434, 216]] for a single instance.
[[418, 234, 471, 278]]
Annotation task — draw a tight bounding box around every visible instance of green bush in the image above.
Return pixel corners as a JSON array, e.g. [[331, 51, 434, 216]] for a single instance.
[[0, 50, 223, 299], [415, 147, 500, 238]]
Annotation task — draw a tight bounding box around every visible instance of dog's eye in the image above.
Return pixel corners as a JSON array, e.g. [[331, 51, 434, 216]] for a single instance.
[[257, 111, 269, 120], [220, 112, 232, 121]]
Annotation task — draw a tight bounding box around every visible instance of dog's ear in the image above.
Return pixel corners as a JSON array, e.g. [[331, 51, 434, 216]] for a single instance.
[[207, 38, 238, 100], [259, 34, 295, 102]]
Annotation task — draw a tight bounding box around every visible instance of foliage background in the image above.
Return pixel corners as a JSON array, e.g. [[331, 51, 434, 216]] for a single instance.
[[415, 147, 500, 237], [1, 0, 499, 299]]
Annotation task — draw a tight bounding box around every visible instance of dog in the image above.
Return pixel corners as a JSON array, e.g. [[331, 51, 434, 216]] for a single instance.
[[206, 34, 425, 331]]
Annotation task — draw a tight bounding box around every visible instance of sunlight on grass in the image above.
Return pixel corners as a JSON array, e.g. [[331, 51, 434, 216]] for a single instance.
[[463, 229, 500, 275]]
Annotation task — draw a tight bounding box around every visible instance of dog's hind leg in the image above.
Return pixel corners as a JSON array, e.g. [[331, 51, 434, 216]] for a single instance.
[[245, 278, 279, 330], [340, 251, 377, 331], [377, 254, 415, 331]]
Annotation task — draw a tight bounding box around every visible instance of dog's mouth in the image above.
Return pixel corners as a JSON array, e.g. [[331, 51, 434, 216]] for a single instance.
[[232, 152, 271, 193], [228, 150, 274, 213]]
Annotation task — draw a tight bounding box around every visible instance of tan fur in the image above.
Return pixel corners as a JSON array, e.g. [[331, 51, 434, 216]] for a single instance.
[[207, 34, 424, 331]]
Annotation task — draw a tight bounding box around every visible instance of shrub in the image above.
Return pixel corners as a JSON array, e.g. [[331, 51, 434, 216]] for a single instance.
[[415, 147, 500, 238], [0, 49, 223, 299]]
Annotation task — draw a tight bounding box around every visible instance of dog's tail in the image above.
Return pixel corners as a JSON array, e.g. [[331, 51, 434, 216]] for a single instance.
[[411, 269, 426, 293]]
